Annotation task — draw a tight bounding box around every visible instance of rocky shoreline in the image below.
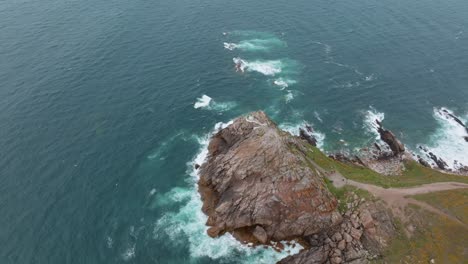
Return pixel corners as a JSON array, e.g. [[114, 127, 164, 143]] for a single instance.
[[196, 111, 467, 264]]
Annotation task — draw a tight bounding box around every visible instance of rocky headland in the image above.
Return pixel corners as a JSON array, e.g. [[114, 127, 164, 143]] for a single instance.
[[197, 111, 468, 263]]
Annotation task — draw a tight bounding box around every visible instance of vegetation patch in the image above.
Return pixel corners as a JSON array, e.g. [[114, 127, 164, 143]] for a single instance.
[[377, 202, 468, 264], [306, 146, 468, 188]]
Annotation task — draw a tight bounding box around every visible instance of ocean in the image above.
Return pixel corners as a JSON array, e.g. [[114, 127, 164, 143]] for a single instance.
[[0, 0, 467, 263]]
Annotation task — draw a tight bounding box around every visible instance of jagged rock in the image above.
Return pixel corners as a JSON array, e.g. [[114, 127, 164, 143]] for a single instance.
[[300, 127, 317, 146], [337, 239, 346, 250], [418, 158, 430, 167], [359, 201, 397, 254], [344, 232, 353, 243], [332, 232, 343, 242], [194, 164, 200, 170], [375, 120, 405, 156], [345, 248, 365, 262], [278, 246, 328, 264], [428, 152, 448, 170], [359, 209, 374, 229], [464, 136, 468, 142], [332, 256, 343, 263], [350, 227, 363, 240], [199, 111, 341, 244]]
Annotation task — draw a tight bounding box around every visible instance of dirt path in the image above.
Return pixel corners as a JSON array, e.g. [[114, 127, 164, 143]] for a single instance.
[[322, 167, 468, 227]]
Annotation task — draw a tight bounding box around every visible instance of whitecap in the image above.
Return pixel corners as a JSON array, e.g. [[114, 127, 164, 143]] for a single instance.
[[364, 74, 375, 81], [274, 78, 297, 90], [224, 38, 285, 52], [194, 95, 212, 109], [121, 245, 135, 261], [314, 111, 323, 123], [223, 42, 237, 51], [417, 107, 468, 170], [194, 95, 236, 112], [285, 90, 294, 103], [153, 121, 303, 263], [106, 236, 113, 249]]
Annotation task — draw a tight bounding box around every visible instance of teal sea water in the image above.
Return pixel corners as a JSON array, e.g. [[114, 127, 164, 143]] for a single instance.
[[1, 0, 468, 263]]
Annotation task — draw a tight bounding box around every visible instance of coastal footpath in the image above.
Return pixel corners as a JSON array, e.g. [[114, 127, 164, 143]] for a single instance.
[[197, 111, 468, 264]]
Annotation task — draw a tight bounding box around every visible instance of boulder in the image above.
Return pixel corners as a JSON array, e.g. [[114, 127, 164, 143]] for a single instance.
[[375, 120, 405, 156], [252, 226, 268, 244], [299, 127, 317, 146]]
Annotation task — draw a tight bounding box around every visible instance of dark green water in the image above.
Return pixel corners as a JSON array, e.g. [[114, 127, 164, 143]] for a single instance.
[[0, 0, 467, 263]]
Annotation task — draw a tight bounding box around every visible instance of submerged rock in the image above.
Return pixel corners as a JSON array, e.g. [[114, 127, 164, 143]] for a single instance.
[[198, 111, 341, 244]]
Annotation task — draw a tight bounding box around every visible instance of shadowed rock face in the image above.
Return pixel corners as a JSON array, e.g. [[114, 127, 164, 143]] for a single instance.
[[376, 120, 405, 156], [198, 111, 341, 244]]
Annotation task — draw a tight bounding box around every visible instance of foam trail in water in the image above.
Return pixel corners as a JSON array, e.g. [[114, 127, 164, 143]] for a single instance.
[[285, 90, 294, 103], [418, 107, 468, 170], [153, 121, 302, 263], [363, 107, 385, 140], [224, 38, 286, 52], [314, 111, 323, 123], [273, 78, 297, 90], [194, 95, 237, 112], [233, 57, 284, 76]]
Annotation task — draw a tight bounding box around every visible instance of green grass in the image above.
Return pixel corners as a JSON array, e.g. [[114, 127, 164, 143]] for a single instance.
[[324, 178, 375, 213], [413, 189, 468, 223], [376, 202, 468, 264], [306, 146, 468, 188]]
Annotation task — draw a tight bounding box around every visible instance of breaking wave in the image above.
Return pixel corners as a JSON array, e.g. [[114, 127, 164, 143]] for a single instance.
[[362, 107, 385, 141], [279, 122, 326, 149], [194, 95, 212, 109], [273, 78, 297, 90], [153, 122, 303, 263], [417, 107, 468, 170], [233, 57, 283, 76], [285, 90, 294, 103], [194, 95, 237, 112]]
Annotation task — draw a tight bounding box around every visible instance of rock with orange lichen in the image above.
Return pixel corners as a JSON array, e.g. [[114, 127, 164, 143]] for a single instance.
[[198, 111, 341, 244]]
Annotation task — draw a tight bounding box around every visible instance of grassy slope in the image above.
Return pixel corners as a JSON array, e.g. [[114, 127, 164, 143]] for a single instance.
[[306, 146, 468, 188], [380, 194, 468, 264], [304, 145, 468, 263], [413, 189, 468, 225]]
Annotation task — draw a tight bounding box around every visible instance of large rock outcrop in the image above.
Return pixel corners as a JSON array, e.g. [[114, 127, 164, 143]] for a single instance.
[[375, 120, 405, 156], [198, 111, 341, 244]]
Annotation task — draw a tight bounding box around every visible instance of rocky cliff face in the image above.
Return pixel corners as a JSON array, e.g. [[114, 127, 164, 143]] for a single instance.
[[198, 111, 341, 244]]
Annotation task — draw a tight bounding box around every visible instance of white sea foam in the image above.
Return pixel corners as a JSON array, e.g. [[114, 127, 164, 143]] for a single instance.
[[106, 236, 113, 249], [364, 74, 375, 81], [418, 107, 468, 170], [223, 42, 237, 50], [194, 95, 212, 109], [233, 57, 283, 76], [363, 107, 385, 140], [332, 81, 361, 89], [285, 90, 294, 103], [121, 245, 135, 261], [314, 111, 323, 123], [274, 78, 297, 90], [279, 122, 326, 149], [153, 121, 303, 263], [193, 95, 237, 112], [224, 38, 285, 52]]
